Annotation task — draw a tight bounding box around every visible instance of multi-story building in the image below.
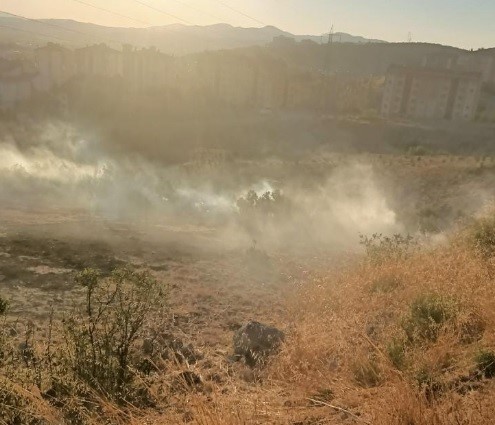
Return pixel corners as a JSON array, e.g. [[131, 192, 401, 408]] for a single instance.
[[0, 59, 37, 108], [422, 50, 495, 85], [191, 51, 287, 108], [381, 65, 482, 121], [75, 44, 123, 77], [456, 52, 495, 85], [34, 43, 75, 91], [122, 45, 172, 90]]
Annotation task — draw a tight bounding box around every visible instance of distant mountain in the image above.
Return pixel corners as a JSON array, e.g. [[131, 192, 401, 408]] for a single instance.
[[0, 17, 385, 54]]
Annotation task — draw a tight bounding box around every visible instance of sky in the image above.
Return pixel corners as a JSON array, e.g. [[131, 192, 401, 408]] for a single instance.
[[3, 0, 495, 49]]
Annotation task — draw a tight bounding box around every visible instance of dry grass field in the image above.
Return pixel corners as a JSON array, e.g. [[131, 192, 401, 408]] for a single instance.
[[1, 153, 495, 424]]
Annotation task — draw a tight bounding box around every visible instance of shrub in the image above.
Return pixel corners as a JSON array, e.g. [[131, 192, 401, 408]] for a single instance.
[[386, 339, 407, 370], [402, 295, 458, 343], [64, 267, 167, 402], [0, 379, 48, 425], [415, 367, 444, 400], [470, 215, 495, 257], [474, 350, 495, 378], [359, 233, 416, 263], [0, 296, 8, 315]]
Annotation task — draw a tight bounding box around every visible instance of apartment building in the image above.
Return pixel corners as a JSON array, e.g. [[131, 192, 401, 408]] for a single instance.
[[381, 65, 482, 121]]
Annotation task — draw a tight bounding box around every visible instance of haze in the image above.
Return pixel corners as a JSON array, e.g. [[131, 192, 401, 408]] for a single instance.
[[4, 0, 495, 49]]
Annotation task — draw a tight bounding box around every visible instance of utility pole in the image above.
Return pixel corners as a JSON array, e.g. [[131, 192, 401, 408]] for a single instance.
[[328, 24, 334, 45], [322, 24, 335, 111]]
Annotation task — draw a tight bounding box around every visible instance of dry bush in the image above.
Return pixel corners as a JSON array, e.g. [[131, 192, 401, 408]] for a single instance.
[[65, 267, 168, 402]]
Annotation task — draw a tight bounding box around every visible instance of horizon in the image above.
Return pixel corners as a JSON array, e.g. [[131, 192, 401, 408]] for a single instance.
[[3, 0, 495, 50]]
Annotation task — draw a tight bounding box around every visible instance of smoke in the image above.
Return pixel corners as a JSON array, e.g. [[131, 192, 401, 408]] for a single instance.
[[0, 121, 403, 252]]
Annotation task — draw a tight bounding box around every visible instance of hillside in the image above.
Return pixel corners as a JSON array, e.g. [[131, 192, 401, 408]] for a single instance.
[[232, 41, 465, 75], [2, 152, 495, 423], [0, 16, 383, 54]]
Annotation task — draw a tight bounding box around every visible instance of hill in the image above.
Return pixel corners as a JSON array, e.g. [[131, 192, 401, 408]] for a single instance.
[[0, 16, 384, 54]]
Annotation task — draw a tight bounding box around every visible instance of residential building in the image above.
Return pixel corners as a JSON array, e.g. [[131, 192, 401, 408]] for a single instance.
[[34, 43, 74, 91], [0, 59, 36, 108], [381, 65, 482, 121], [122, 45, 172, 90], [75, 44, 123, 77]]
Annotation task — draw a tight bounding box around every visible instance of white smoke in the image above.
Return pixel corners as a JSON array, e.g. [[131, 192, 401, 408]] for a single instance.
[[0, 121, 402, 250]]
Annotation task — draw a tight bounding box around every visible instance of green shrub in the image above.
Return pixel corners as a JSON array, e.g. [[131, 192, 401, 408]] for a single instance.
[[415, 367, 443, 400], [65, 267, 167, 402], [386, 339, 407, 370], [474, 350, 495, 378], [402, 295, 458, 343]]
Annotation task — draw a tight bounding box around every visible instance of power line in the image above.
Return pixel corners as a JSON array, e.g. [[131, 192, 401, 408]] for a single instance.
[[163, 0, 225, 23], [0, 9, 128, 47], [70, 0, 150, 26], [210, 0, 266, 26], [1, 10, 87, 36], [128, 0, 194, 25], [0, 23, 72, 43]]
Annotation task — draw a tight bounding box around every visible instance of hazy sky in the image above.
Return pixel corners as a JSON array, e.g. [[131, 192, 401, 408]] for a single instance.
[[4, 0, 494, 49]]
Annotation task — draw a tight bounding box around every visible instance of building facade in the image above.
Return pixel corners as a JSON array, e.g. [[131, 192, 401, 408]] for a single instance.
[[381, 65, 482, 121], [0, 59, 37, 108], [34, 43, 75, 91]]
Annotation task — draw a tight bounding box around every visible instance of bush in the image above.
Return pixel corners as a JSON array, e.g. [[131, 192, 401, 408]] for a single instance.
[[359, 233, 416, 263], [415, 367, 444, 400], [474, 350, 495, 378], [0, 296, 8, 315], [0, 379, 48, 425], [386, 339, 407, 370], [402, 295, 458, 343], [64, 267, 167, 402], [470, 215, 495, 257]]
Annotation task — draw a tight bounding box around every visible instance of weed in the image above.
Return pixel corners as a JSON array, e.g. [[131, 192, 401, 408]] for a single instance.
[[415, 367, 444, 400], [359, 233, 416, 263], [402, 295, 458, 343], [474, 350, 495, 378], [469, 215, 495, 257], [387, 338, 407, 370]]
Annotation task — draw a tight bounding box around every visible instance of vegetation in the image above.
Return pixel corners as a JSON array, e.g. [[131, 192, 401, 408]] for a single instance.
[[359, 232, 416, 263], [4, 206, 495, 423], [66, 267, 167, 401], [402, 294, 458, 343]]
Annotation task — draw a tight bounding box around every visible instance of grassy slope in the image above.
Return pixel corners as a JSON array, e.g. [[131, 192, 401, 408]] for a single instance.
[[189, 225, 495, 424]]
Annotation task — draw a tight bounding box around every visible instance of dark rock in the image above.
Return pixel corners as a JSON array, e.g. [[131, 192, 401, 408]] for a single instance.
[[233, 321, 285, 366]]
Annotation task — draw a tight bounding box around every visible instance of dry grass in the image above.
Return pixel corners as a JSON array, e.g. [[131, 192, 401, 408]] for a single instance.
[[4, 196, 495, 423], [177, 221, 495, 423]]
